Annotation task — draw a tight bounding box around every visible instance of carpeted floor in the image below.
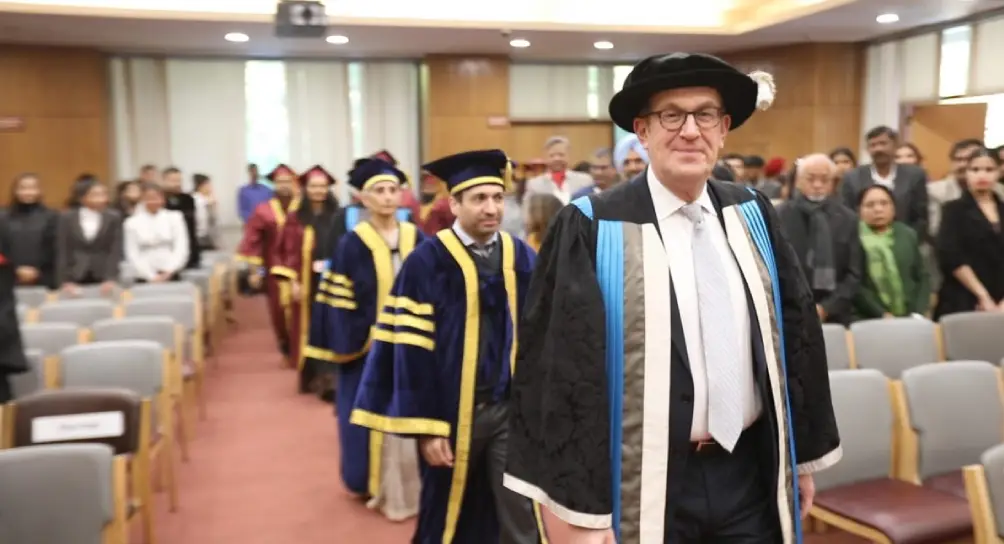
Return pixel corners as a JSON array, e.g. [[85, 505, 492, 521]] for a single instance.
[[152, 296, 867, 543]]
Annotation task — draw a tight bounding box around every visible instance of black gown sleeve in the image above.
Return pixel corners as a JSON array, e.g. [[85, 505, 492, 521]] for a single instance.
[[0, 213, 28, 377], [757, 191, 842, 473], [504, 205, 613, 528]]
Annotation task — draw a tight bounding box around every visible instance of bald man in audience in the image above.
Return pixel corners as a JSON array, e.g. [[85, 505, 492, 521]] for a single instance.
[[776, 153, 862, 325], [523, 136, 593, 204]]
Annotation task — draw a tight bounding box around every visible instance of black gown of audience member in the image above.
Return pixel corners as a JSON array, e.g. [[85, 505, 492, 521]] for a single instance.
[[0, 211, 29, 403], [162, 167, 201, 269], [5, 173, 59, 289]]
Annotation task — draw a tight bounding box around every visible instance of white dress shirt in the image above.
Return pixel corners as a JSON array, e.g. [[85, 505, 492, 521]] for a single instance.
[[870, 165, 897, 189], [79, 207, 102, 241], [452, 220, 499, 258], [193, 193, 211, 239], [123, 207, 190, 281], [646, 170, 760, 440]]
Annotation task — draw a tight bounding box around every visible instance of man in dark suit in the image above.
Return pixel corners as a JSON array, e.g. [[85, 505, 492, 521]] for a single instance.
[[0, 212, 28, 403], [841, 125, 929, 239], [161, 167, 201, 269]]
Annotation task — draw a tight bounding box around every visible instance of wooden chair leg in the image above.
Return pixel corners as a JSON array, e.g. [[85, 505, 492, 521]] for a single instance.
[[174, 398, 190, 463]]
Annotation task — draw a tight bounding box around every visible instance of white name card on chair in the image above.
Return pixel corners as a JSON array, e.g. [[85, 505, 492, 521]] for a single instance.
[[31, 411, 126, 443]]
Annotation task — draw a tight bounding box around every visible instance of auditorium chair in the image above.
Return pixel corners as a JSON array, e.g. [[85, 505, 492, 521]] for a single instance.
[[59, 341, 179, 513], [14, 285, 52, 308], [1, 388, 153, 544], [894, 361, 1004, 497], [941, 312, 1004, 366], [36, 299, 117, 329], [0, 443, 129, 544], [963, 443, 1004, 544], [821, 323, 855, 370], [850, 318, 944, 378], [810, 369, 972, 543], [19, 322, 89, 388], [9, 349, 44, 399], [92, 316, 191, 462], [50, 283, 124, 301]]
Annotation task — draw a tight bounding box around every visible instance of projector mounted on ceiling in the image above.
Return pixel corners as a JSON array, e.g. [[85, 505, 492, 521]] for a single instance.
[[275, 0, 328, 38]]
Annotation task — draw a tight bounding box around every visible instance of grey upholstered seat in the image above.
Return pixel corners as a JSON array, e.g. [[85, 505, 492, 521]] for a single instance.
[[60, 341, 164, 400], [36, 299, 116, 328], [51, 283, 123, 301], [940, 311, 1004, 365], [128, 281, 199, 300], [91, 317, 177, 351], [20, 322, 82, 357], [902, 361, 1004, 482], [14, 285, 49, 308], [821, 323, 853, 371], [0, 443, 115, 544], [9, 349, 45, 399], [849, 317, 940, 378]]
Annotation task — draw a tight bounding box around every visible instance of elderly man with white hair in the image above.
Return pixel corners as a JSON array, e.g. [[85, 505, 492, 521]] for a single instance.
[[523, 135, 594, 204], [776, 152, 863, 325], [506, 53, 840, 543]]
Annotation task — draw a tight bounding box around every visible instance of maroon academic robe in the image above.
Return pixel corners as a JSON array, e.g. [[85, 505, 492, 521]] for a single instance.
[[237, 197, 300, 360], [271, 213, 320, 376], [418, 195, 454, 236]]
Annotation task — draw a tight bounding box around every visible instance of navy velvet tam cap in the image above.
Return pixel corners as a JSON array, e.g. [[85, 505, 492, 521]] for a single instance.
[[422, 149, 514, 195], [298, 165, 336, 186], [608, 52, 777, 133], [348, 158, 408, 192]]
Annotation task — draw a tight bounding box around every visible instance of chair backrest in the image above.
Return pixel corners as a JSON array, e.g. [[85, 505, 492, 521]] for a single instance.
[[16, 302, 27, 322], [37, 300, 116, 328], [821, 323, 853, 370], [179, 270, 211, 299], [54, 283, 122, 301], [8, 388, 142, 454], [814, 369, 894, 491], [91, 317, 176, 351], [850, 318, 940, 378], [14, 285, 50, 308], [127, 282, 199, 300], [0, 443, 114, 544], [940, 311, 1004, 365], [19, 322, 82, 357], [980, 444, 1004, 539], [901, 361, 1003, 479], [9, 349, 45, 399], [200, 250, 226, 266], [60, 341, 163, 398], [122, 296, 197, 331]]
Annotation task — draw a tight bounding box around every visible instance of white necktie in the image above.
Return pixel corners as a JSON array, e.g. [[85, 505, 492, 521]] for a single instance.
[[680, 202, 744, 451]]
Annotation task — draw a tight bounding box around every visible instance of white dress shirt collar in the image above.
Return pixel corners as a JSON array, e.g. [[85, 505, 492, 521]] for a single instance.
[[451, 220, 499, 248], [646, 168, 716, 221]]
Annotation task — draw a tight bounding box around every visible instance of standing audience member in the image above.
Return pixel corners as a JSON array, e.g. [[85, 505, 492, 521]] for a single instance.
[[854, 185, 931, 320], [895, 143, 924, 167], [238, 162, 273, 223], [928, 139, 995, 238], [56, 177, 121, 295], [5, 173, 58, 289], [524, 136, 593, 204], [777, 153, 862, 325], [613, 134, 650, 180], [523, 193, 563, 252], [161, 167, 201, 269], [722, 152, 745, 180], [123, 183, 190, 283], [573, 148, 621, 199], [192, 173, 218, 251], [138, 164, 159, 185], [829, 147, 857, 180], [416, 171, 454, 235], [0, 210, 27, 403], [934, 148, 1004, 318], [114, 180, 141, 217], [840, 126, 929, 238]]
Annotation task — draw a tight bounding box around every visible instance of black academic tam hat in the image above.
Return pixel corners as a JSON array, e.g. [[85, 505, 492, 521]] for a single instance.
[[298, 165, 336, 186], [608, 52, 776, 133], [348, 158, 407, 192], [422, 149, 512, 195]]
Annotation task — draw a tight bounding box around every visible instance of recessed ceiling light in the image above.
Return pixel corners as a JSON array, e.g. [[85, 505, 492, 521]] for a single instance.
[[876, 13, 900, 24], [224, 32, 249, 43], [509, 38, 530, 48], [594, 40, 614, 50], [326, 35, 349, 45]]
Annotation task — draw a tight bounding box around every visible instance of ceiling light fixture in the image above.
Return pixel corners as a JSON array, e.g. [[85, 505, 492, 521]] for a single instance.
[[876, 13, 900, 24], [594, 40, 614, 50], [224, 32, 249, 43], [509, 38, 530, 48], [326, 35, 349, 45]]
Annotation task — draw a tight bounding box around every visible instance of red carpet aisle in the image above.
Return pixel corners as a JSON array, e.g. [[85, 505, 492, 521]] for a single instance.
[[152, 296, 414, 544], [150, 297, 867, 543]]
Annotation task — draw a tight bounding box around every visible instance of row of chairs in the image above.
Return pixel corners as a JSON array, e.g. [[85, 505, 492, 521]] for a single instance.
[[822, 312, 1004, 377], [811, 361, 1004, 543], [0, 254, 241, 543]]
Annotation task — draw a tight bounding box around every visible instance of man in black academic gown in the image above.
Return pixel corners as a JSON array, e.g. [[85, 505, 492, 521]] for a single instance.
[[0, 212, 28, 402], [161, 166, 201, 269], [504, 53, 841, 544]]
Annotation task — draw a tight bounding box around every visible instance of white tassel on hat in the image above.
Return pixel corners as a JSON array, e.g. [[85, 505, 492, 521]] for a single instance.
[[748, 71, 776, 111]]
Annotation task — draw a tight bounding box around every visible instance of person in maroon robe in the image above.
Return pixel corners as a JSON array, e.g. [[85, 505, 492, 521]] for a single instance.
[[271, 165, 339, 391], [416, 170, 454, 235], [237, 164, 300, 365]]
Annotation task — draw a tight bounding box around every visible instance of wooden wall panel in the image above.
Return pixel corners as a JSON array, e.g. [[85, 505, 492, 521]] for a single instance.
[[908, 103, 988, 180], [507, 122, 612, 164], [0, 45, 110, 205], [721, 43, 865, 161]]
